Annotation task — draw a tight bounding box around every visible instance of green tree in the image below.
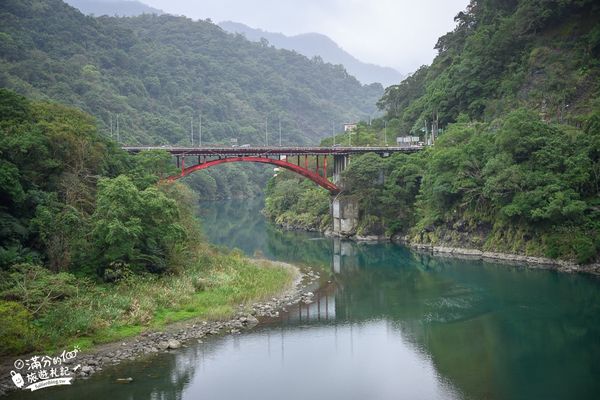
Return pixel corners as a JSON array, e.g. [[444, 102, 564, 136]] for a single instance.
[[91, 175, 185, 277]]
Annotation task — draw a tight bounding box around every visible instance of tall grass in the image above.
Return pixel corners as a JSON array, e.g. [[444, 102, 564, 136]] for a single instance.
[[6, 249, 294, 354]]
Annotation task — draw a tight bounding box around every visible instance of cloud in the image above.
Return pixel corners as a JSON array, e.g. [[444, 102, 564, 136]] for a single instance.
[[143, 0, 469, 73]]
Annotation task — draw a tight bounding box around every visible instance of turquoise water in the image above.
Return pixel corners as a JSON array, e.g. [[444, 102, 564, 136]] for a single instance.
[[8, 198, 600, 400]]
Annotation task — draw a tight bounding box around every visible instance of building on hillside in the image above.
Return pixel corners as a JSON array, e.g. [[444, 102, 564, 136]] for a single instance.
[[343, 123, 358, 132]]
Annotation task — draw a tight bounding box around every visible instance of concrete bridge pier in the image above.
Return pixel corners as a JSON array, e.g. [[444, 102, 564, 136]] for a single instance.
[[331, 194, 359, 237], [332, 154, 348, 185]]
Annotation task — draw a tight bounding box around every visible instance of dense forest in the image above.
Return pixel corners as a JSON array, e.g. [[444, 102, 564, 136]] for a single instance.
[[266, 0, 600, 264], [377, 0, 600, 134], [0, 89, 292, 354]]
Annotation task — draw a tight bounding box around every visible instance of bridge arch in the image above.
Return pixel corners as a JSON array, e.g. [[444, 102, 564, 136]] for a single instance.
[[167, 156, 340, 193]]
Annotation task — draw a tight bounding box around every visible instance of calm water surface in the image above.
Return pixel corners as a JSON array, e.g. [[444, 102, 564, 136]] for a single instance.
[[8, 198, 600, 400]]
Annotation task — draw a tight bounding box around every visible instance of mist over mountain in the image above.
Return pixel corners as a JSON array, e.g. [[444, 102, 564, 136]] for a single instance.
[[65, 0, 163, 16], [219, 21, 405, 87]]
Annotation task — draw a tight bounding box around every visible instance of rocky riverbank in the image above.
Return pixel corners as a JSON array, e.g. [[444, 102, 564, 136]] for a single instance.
[[297, 223, 599, 275], [405, 241, 600, 276], [0, 261, 322, 397]]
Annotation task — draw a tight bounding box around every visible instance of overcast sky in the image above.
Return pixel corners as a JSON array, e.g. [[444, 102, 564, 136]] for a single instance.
[[142, 0, 469, 74]]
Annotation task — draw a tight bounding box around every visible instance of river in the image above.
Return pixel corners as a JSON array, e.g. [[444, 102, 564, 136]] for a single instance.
[[8, 198, 600, 399]]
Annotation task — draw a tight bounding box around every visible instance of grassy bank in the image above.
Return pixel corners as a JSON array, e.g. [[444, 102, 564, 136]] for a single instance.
[[0, 249, 295, 356]]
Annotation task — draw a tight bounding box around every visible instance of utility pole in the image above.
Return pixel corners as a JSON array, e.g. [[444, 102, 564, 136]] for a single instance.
[[199, 113, 202, 147], [431, 111, 439, 144], [109, 114, 113, 138], [191, 116, 194, 146], [265, 117, 268, 146], [332, 121, 335, 146], [348, 126, 351, 146], [116, 114, 120, 143], [384, 120, 388, 146], [279, 117, 282, 147]]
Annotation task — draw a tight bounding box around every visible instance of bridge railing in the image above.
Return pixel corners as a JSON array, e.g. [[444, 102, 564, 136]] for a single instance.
[[122, 145, 423, 156]]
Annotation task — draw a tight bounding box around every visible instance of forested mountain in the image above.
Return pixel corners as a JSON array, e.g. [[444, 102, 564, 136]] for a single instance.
[[377, 0, 600, 135], [219, 21, 404, 87], [0, 0, 382, 147], [64, 0, 163, 16], [266, 0, 600, 265]]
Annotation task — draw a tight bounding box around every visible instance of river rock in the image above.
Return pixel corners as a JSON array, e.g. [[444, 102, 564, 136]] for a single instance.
[[245, 315, 259, 328], [231, 320, 244, 329], [157, 341, 170, 350], [167, 339, 181, 349]]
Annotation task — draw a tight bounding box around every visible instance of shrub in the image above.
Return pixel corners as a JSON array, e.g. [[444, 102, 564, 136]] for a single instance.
[[0, 301, 36, 355], [0, 263, 79, 316]]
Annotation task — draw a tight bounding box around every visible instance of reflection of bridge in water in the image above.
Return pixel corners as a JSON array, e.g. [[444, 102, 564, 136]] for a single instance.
[[286, 283, 337, 323], [284, 238, 364, 323]]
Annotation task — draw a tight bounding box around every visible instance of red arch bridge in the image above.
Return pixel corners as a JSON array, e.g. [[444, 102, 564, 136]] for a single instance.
[[122, 146, 423, 194]]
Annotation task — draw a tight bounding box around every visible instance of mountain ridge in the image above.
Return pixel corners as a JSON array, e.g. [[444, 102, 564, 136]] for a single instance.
[[219, 21, 404, 87], [64, 0, 163, 16]]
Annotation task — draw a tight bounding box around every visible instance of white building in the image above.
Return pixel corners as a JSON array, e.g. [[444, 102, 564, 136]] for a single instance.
[[396, 136, 420, 146], [343, 123, 358, 132]]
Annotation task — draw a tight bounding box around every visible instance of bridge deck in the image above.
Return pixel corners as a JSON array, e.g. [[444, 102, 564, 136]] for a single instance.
[[122, 146, 423, 156]]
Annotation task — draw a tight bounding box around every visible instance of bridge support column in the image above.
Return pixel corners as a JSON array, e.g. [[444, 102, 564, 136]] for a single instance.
[[331, 194, 358, 236], [333, 154, 348, 185]]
